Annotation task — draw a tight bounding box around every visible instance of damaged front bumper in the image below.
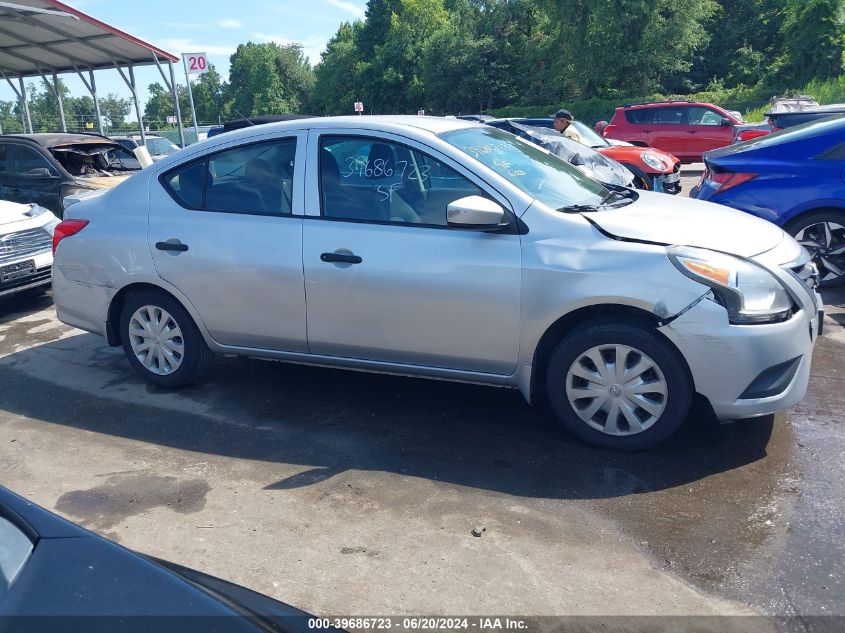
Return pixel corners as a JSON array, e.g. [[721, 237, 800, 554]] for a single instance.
[[658, 295, 819, 419]]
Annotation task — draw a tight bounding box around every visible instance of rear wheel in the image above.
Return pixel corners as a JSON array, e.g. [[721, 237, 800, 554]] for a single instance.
[[786, 210, 845, 287], [545, 321, 692, 450], [119, 290, 214, 387]]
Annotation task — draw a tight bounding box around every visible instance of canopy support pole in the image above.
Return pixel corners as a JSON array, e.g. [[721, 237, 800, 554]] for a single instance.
[[169, 61, 186, 147], [40, 71, 66, 132], [115, 62, 145, 145], [19, 76, 32, 133], [153, 54, 185, 148], [0, 71, 29, 132], [75, 65, 103, 135]]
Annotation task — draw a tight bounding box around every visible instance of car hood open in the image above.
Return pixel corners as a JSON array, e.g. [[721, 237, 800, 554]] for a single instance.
[[585, 190, 785, 257]]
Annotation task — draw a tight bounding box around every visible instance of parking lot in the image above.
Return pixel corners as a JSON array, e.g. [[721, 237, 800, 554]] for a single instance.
[[0, 163, 842, 625]]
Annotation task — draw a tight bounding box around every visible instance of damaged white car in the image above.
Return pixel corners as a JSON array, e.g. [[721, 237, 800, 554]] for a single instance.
[[51, 117, 821, 449]]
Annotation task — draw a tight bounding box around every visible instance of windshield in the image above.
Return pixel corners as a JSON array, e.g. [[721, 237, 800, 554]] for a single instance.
[[441, 127, 608, 209], [570, 120, 610, 148], [51, 143, 140, 175], [146, 138, 179, 156]]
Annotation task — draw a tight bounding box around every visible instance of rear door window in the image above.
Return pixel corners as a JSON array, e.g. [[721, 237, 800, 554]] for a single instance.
[[650, 107, 684, 125], [162, 137, 297, 216]]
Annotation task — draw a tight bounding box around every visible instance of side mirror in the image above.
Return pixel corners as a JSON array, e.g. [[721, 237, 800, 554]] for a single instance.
[[23, 167, 53, 177], [720, 117, 732, 127], [569, 153, 585, 166], [447, 195, 505, 229]]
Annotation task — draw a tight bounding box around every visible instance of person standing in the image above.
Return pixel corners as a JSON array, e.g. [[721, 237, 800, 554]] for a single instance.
[[553, 109, 582, 143]]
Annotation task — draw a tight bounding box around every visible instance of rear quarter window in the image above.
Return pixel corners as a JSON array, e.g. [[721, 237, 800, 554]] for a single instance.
[[164, 160, 206, 208], [624, 108, 652, 124]]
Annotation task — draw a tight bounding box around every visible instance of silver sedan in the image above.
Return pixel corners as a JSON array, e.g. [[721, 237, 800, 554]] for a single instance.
[[51, 116, 822, 450]]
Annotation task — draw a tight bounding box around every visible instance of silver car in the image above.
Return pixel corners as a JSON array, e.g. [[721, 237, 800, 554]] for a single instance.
[[51, 116, 821, 450]]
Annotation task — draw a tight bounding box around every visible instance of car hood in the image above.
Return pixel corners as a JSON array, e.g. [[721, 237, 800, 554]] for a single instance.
[[597, 145, 678, 171], [0, 200, 40, 225], [585, 191, 785, 257]]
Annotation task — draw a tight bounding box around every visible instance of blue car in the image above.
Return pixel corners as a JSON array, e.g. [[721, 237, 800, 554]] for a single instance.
[[0, 485, 321, 632], [691, 115, 845, 286]]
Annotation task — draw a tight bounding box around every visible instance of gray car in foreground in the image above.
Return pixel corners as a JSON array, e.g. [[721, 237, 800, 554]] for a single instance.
[[51, 116, 821, 450]]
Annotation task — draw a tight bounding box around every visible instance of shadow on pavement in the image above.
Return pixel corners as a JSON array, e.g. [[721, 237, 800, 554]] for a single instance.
[[0, 290, 53, 323], [0, 329, 778, 501]]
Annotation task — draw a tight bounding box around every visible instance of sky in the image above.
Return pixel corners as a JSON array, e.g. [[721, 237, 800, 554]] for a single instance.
[[0, 0, 367, 121]]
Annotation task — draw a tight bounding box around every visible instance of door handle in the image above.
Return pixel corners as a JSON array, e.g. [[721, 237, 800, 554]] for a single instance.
[[687, 131, 698, 134], [320, 252, 362, 264], [155, 241, 189, 252]]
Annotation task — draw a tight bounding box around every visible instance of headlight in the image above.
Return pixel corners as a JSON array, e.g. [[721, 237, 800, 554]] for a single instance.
[[641, 152, 666, 171], [667, 246, 794, 324]]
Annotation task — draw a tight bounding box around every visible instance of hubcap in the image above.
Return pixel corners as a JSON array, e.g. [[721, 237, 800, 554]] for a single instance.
[[795, 221, 845, 284], [128, 305, 185, 376], [565, 344, 668, 436]]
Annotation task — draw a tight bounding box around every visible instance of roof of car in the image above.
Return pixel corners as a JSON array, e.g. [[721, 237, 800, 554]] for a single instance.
[[622, 100, 712, 109], [0, 132, 115, 147], [213, 115, 478, 143]]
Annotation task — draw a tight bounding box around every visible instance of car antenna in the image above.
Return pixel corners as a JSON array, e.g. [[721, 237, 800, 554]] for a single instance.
[[232, 108, 255, 126]]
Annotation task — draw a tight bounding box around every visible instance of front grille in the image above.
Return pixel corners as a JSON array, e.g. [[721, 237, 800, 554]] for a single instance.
[[0, 227, 53, 265]]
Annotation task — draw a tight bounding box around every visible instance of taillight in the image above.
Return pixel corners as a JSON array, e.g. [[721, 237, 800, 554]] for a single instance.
[[603, 124, 617, 137], [52, 219, 89, 255], [737, 130, 769, 141], [709, 172, 757, 193]]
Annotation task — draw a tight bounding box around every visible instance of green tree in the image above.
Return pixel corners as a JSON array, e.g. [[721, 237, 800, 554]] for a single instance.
[[360, 0, 450, 112], [685, 0, 783, 92], [0, 99, 25, 133], [226, 42, 315, 116], [541, 0, 718, 99], [312, 21, 365, 115], [776, 0, 844, 85], [144, 82, 191, 126], [190, 63, 228, 123], [99, 93, 132, 130]]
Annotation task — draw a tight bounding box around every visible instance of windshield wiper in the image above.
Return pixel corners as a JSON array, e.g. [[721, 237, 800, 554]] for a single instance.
[[557, 203, 602, 213]]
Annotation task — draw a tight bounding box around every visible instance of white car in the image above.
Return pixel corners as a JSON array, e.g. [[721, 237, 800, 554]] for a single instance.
[[0, 201, 58, 299], [110, 135, 181, 162]]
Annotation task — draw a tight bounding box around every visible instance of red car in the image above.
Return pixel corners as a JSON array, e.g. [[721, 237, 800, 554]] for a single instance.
[[603, 101, 742, 162]]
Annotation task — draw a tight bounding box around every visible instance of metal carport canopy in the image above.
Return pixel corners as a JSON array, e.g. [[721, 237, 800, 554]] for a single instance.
[[0, 0, 183, 144]]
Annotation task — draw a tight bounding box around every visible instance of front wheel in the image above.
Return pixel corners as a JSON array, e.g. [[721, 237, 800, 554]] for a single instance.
[[620, 163, 651, 190], [545, 322, 692, 450], [119, 290, 214, 388], [785, 210, 845, 287]]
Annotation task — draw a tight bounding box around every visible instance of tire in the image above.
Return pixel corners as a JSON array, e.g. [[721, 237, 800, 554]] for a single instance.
[[784, 210, 845, 288], [545, 321, 692, 450], [119, 289, 214, 388], [620, 163, 652, 190]]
